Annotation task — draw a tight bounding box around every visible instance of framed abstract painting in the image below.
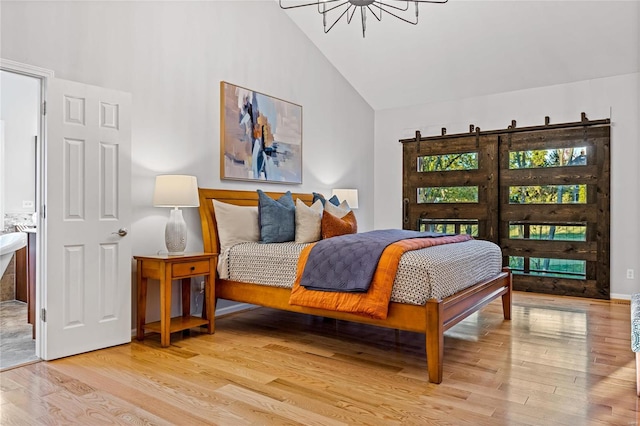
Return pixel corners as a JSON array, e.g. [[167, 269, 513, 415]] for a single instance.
[[220, 81, 302, 184]]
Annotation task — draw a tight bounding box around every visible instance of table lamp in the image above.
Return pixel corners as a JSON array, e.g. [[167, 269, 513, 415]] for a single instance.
[[153, 175, 199, 255]]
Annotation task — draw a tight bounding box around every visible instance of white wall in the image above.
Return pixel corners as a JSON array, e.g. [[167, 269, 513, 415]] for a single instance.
[[0, 70, 38, 217], [0, 1, 375, 320], [374, 73, 640, 298]]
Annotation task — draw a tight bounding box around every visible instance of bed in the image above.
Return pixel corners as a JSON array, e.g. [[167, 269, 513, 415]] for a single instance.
[[198, 188, 512, 384]]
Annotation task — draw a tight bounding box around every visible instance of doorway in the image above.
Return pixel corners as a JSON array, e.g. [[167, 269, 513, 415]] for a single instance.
[[0, 68, 43, 369], [1, 59, 133, 364]]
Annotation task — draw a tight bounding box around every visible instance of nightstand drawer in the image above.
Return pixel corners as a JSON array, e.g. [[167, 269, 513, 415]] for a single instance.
[[173, 260, 210, 277]]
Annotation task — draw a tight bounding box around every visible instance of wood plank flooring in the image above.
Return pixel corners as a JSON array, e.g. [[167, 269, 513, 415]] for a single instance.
[[1, 292, 638, 425]]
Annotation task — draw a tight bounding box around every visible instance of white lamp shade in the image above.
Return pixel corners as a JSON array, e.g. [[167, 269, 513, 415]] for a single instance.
[[153, 175, 200, 207], [331, 188, 359, 209]]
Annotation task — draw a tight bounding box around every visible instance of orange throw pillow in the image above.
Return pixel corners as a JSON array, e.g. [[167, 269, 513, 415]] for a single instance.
[[321, 210, 357, 239]]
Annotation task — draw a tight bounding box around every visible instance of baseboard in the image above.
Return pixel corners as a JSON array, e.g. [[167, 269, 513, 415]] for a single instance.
[[611, 293, 633, 301], [215, 303, 255, 317]]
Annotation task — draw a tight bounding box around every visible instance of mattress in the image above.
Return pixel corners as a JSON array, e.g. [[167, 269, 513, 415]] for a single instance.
[[218, 239, 503, 305]]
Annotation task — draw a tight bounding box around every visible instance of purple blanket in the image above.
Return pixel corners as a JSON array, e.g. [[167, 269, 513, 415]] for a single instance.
[[299, 229, 449, 292]]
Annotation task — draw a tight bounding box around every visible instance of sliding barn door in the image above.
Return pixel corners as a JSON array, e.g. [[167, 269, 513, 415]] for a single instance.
[[402, 120, 610, 299], [402, 132, 499, 243], [499, 126, 610, 298]]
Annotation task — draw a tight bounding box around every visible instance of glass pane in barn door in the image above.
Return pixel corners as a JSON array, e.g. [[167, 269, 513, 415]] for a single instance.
[[401, 134, 499, 244]]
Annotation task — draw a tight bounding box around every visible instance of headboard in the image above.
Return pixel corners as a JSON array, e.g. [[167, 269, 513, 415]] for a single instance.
[[197, 188, 315, 255]]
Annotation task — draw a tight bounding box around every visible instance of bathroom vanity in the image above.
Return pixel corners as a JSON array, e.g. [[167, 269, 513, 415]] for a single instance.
[[13, 230, 36, 338]]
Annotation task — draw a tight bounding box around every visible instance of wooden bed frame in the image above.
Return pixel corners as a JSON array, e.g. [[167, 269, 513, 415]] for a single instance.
[[198, 188, 512, 384]]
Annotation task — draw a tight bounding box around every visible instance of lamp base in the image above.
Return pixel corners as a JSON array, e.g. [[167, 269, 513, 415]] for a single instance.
[[165, 208, 187, 255]]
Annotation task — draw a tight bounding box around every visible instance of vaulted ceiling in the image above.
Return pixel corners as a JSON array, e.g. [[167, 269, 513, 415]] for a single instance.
[[281, 0, 640, 111]]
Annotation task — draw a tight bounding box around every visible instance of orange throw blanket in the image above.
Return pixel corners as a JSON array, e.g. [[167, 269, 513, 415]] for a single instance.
[[289, 234, 472, 319]]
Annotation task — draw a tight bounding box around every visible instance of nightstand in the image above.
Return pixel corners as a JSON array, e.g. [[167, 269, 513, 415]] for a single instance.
[[135, 253, 216, 347]]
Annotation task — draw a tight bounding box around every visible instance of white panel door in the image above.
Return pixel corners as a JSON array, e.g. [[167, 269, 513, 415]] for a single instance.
[[44, 78, 131, 360]]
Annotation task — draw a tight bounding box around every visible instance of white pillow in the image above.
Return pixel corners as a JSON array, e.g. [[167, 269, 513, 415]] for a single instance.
[[295, 199, 323, 243], [212, 199, 259, 253], [324, 199, 350, 218]]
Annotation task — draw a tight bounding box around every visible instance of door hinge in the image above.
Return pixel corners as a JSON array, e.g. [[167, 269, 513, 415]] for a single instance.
[[41, 308, 47, 322], [41, 205, 46, 219], [42, 101, 47, 116]]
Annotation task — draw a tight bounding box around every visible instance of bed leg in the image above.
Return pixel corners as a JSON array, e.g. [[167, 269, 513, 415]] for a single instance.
[[203, 296, 218, 333], [212, 297, 218, 333], [501, 268, 513, 321], [426, 299, 444, 384]]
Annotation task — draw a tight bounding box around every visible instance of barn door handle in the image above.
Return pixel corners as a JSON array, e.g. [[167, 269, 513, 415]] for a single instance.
[[403, 198, 409, 224]]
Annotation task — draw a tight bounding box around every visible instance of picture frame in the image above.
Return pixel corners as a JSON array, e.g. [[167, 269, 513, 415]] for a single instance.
[[220, 81, 302, 184]]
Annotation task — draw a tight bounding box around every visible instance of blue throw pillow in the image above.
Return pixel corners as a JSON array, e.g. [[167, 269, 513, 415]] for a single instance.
[[257, 190, 295, 243], [312, 192, 340, 207]]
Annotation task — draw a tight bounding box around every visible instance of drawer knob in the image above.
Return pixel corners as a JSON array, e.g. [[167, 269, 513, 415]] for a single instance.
[[190, 266, 195, 271]]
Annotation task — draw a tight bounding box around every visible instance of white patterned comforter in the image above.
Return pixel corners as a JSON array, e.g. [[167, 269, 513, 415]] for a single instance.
[[218, 239, 502, 306]]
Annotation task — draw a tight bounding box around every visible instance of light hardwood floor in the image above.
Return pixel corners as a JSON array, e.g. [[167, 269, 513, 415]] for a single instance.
[[1, 292, 638, 425]]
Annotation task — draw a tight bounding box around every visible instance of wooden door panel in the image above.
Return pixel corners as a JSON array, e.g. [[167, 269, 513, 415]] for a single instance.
[[499, 126, 609, 298], [402, 133, 499, 243]]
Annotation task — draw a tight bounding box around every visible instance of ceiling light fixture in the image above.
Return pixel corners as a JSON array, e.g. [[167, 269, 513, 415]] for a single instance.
[[279, 0, 448, 38]]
